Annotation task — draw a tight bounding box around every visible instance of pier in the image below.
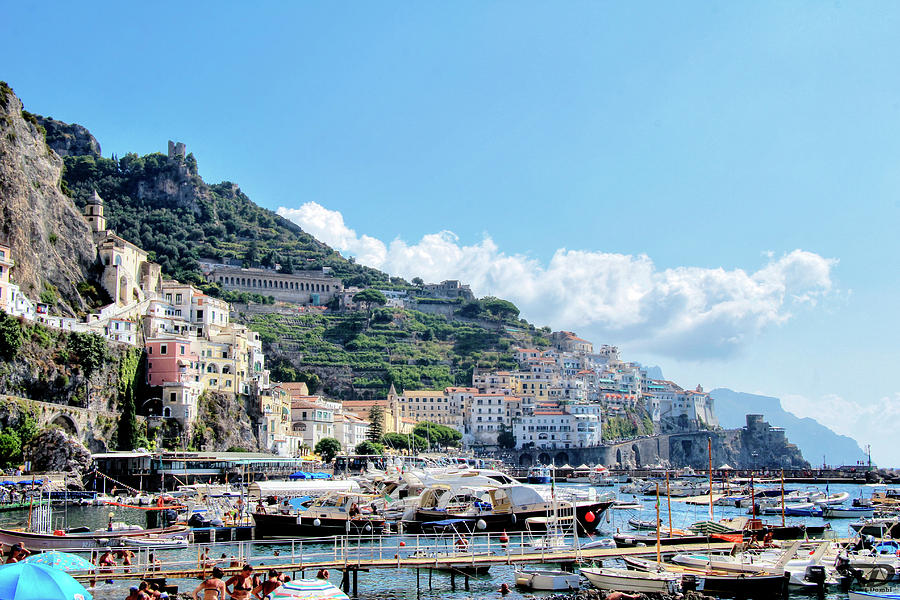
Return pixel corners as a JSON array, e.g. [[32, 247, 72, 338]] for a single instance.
[[62, 533, 735, 585]]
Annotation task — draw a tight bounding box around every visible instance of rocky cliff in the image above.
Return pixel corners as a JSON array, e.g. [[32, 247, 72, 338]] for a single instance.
[[34, 115, 101, 158], [0, 82, 95, 315]]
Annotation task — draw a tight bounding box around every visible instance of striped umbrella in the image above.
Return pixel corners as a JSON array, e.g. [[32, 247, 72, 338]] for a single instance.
[[24, 552, 95, 573], [267, 579, 349, 600]]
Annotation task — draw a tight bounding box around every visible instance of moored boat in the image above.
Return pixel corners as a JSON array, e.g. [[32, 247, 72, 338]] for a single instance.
[[515, 568, 580, 590], [822, 505, 874, 519], [0, 524, 191, 551], [581, 566, 679, 594]]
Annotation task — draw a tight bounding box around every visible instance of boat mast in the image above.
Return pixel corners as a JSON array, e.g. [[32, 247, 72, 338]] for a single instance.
[[780, 469, 785, 527], [665, 470, 672, 534], [707, 438, 713, 520], [750, 471, 755, 519], [655, 482, 661, 566]]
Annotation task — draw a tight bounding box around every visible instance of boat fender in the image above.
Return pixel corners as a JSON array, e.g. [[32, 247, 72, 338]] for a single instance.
[[53, 530, 65, 536], [476, 519, 487, 531], [313, 519, 321, 527], [510, 514, 517, 524]]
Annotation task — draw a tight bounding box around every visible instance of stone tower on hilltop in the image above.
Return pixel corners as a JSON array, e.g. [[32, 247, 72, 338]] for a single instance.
[[167, 140, 186, 159]]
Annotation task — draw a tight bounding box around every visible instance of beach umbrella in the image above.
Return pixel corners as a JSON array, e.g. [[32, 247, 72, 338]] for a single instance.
[[718, 464, 733, 470], [24, 552, 96, 573], [267, 579, 349, 600], [0, 562, 92, 600], [576, 464, 591, 470]]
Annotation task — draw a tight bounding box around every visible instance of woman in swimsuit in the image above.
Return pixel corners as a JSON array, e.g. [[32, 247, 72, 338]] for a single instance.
[[193, 567, 226, 600], [226, 565, 255, 600]]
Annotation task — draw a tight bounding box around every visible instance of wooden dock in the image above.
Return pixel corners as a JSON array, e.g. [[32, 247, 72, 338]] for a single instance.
[[67, 537, 735, 583]]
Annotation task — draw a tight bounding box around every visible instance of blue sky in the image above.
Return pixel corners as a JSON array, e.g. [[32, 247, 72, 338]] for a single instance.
[[4, 2, 900, 463]]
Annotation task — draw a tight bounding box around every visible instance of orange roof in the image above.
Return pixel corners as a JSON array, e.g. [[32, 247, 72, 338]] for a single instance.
[[534, 410, 566, 415]]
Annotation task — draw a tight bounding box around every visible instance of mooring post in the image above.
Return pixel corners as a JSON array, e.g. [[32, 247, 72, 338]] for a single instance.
[[450, 570, 456, 590], [429, 568, 433, 589], [352, 568, 358, 598], [464, 574, 469, 591], [341, 569, 350, 593]]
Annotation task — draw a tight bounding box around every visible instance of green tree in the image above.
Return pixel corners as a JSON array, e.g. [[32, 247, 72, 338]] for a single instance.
[[0, 311, 23, 361], [411, 277, 424, 287], [353, 289, 387, 318], [497, 424, 517, 449], [355, 441, 383, 455], [382, 432, 427, 452], [280, 255, 295, 274], [67, 332, 109, 376], [481, 297, 520, 321], [0, 431, 22, 469], [298, 371, 322, 394], [367, 405, 385, 442], [412, 421, 462, 448], [314, 437, 342, 463], [243, 241, 260, 267]]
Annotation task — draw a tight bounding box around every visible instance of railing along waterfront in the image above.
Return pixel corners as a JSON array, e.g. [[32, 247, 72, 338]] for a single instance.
[[57, 532, 737, 582]]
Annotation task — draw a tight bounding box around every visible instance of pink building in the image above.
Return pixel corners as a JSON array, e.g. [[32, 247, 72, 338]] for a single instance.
[[146, 336, 199, 386]]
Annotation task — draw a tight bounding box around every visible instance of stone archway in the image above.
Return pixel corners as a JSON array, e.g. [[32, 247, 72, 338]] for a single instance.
[[537, 452, 552, 465], [554, 452, 570, 466], [50, 413, 79, 437], [518, 454, 533, 467], [632, 444, 642, 468]]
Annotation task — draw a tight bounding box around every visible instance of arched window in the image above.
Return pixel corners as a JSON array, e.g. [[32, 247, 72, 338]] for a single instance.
[[207, 364, 219, 373], [163, 407, 171, 417]]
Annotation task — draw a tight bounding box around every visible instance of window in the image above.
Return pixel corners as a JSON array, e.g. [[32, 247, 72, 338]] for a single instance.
[[175, 293, 183, 304], [196, 310, 203, 320], [160, 344, 167, 355]]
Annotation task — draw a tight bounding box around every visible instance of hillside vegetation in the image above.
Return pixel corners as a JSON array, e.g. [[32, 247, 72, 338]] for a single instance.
[[246, 305, 549, 398], [59, 151, 404, 290]]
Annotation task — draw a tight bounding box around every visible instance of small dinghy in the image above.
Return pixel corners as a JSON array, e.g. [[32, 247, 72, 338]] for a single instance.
[[582, 566, 679, 594], [515, 568, 580, 590]]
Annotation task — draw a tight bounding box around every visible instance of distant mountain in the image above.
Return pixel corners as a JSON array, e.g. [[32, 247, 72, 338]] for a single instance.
[[711, 388, 867, 466]]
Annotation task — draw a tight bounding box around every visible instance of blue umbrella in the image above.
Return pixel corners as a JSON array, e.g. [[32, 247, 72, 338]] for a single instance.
[[24, 552, 95, 573], [0, 562, 92, 600], [0, 482, 16, 486]]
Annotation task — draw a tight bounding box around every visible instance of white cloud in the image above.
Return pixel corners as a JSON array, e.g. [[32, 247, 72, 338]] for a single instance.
[[277, 201, 836, 360], [782, 392, 900, 467]]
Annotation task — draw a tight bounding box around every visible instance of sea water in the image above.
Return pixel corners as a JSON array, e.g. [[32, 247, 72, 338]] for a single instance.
[[1, 481, 896, 600]]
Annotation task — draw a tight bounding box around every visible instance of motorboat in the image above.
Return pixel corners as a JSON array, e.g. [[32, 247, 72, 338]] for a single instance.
[[761, 502, 822, 517], [814, 491, 850, 506], [515, 568, 580, 590], [582, 566, 679, 594], [822, 505, 875, 519], [850, 517, 900, 538], [566, 465, 593, 483], [849, 591, 900, 599], [590, 465, 616, 487], [252, 492, 386, 538], [527, 466, 552, 484], [407, 483, 612, 533]]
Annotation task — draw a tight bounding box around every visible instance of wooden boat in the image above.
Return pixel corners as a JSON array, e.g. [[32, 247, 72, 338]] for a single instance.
[[0, 524, 191, 551], [822, 505, 874, 519], [624, 556, 788, 598], [515, 568, 580, 590], [581, 566, 679, 594]]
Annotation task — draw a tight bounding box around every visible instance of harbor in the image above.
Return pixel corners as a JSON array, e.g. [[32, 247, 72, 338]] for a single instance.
[[3, 457, 900, 600]]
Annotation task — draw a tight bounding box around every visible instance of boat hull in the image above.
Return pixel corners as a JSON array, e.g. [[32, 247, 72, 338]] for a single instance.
[[582, 567, 678, 594], [0, 525, 190, 551], [515, 569, 580, 590], [823, 506, 875, 519], [252, 512, 385, 538], [409, 500, 611, 534]]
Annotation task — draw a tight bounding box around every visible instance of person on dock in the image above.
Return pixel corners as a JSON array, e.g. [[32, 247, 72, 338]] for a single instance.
[[226, 564, 255, 600], [192, 567, 226, 600], [116, 548, 135, 573], [348, 502, 360, 518], [251, 570, 282, 599]]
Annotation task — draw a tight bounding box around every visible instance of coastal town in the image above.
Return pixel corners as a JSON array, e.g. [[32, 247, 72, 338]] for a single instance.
[[0, 149, 719, 461]]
